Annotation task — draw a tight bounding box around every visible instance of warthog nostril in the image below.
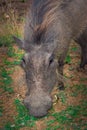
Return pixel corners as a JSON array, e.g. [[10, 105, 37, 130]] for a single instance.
[[29, 100, 52, 117], [29, 107, 48, 117], [23, 95, 52, 117]]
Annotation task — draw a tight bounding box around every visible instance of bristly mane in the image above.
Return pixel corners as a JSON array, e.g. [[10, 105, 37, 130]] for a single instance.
[[24, 0, 72, 44]]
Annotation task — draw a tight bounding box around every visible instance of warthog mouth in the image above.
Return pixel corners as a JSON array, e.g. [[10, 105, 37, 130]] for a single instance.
[[24, 93, 52, 117]]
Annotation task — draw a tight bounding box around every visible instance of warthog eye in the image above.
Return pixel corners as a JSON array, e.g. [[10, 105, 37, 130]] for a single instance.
[[49, 55, 54, 66], [22, 58, 26, 64], [21, 57, 26, 68]]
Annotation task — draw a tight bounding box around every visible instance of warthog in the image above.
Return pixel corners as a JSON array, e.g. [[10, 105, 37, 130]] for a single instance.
[[14, 0, 87, 117]]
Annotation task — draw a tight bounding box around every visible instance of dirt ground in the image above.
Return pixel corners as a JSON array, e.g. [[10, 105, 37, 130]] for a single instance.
[[0, 1, 87, 130]]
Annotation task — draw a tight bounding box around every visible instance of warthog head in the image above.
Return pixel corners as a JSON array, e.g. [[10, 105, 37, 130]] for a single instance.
[[13, 36, 59, 117]]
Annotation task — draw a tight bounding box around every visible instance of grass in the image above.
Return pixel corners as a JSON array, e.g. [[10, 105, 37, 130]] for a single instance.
[[0, 68, 14, 93], [71, 47, 78, 51], [7, 46, 15, 57], [57, 91, 67, 104], [80, 77, 87, 81], [46, 104, 87, 130], [65, 54, 71, 64], [70, 84, 87, 97], [0, 3, 34, 129], [14, 99, 36, 129], [4, 99, 37, 130], [0, 106, 3, 117], [0, 31, 31, 130], [0, 35, 13, 47], [0, 34, 25, 127], [0, 35, 36, 129]]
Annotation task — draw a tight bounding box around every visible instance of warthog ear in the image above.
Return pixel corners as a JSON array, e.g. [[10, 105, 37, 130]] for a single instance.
[[13, 36, 24, 49], [13, 36, 34, 52]]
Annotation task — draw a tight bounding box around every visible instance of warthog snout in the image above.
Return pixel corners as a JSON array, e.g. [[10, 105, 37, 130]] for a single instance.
[[24, 92, 52, 117]]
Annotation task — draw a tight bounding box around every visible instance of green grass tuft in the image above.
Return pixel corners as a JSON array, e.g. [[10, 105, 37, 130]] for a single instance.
[[0, 35, 13, 47], [13, 99, 37, 129], [71, 47, 78, 51], [71, 84, 87, 97], [7, 46, 15, 57], [46, 104, 87, 130], [1, 68, 14, 93], [57, 91, 67, 104], [65, 54, 71, 64]]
